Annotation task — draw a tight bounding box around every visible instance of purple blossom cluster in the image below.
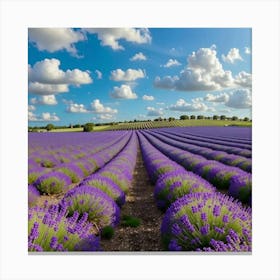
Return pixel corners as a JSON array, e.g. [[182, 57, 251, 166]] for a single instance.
[[34, 171, 72, 195], [28, 184, 40, 207], [229, 175, 252, 205], [62, 185, 120, 229], [28, 202, 101, 251], [155, 170, 216, 210], [80, 174, 125, 206], [161, 192, 252, 252]]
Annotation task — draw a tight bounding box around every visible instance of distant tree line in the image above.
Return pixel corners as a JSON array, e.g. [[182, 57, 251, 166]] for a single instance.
[[28, 115, 252, 132]]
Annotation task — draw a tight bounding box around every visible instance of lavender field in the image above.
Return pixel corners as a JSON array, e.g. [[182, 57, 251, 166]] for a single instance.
[[28, 126, 252, 252]]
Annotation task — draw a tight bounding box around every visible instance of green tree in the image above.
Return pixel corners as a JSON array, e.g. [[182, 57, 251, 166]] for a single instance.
[[168, 117, 175, 122], [46, 124, 55, 131], [197, 115, 204, 120], [180, 115, 189, 120], [220, 115, 226, 120], [243, 117, 249, 121], [213, 115, 219, 120], [231, 116, 238, 121], [190, 115, 196, 120], [83, 123, 94, 132]]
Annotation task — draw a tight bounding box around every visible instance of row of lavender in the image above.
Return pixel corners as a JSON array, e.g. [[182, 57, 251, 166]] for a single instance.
[[28, 131, 128, 185], [28, 132, 131, 195], [148, 130, 252, 172], [142, 131, 252, 205], [28, 132, 138, 251], [137, 130, 252, 251]]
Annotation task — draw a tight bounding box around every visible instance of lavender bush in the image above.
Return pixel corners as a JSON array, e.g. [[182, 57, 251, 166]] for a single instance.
[[154, 170, 216, 210], [161, 192, 252, 252], [62, 185, 120, 229], [34, 171, 72, 195]]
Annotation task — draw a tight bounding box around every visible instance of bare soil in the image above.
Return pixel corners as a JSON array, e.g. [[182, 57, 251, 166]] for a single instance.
[[100, 147, 164, 251]]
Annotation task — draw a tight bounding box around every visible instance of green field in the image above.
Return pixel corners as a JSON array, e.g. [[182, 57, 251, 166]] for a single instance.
[[30, 119, 252, 133], [102, 119, 252, 131]]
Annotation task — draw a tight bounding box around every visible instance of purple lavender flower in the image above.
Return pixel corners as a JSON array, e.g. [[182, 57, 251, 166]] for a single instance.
[[80, 175, 125, 206], [62, 185, 120, 228], [229, 174, 252, 205], [28, 203, 101, 252], [34, 171, 72, 195], [28, 184, 40, 207], [154, 170, 215, 210], [161, 192, 252, 252]]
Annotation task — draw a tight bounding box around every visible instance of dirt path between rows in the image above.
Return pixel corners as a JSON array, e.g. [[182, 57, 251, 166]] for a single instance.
[[100, 146, 164, 251]]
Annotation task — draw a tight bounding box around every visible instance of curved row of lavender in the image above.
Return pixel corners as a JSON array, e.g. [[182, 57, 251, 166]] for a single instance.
[[142, 131, 252, 205], [171, 126, 252, 141], [29, 133, 131, 195], [148, 130, 252, 172], [28, 132, 138, 251], [137, 131, 252, 252], [28, 132, 128, 185], [154, 128, 251, 158], [178, 130, 252, 150]]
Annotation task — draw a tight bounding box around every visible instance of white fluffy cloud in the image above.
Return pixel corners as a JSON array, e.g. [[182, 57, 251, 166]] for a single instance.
[[244, 47, 251, 54], [31, 95, 58, 105], [203, 89, 252, 109], [146, 107, 164, 116], [66, 99, 118, 114], [142, 95, 154, 101], [28, 105, 36, 111], [222, 48, 243, 64], [204, 92, 229, 103], [67, 103, 88, 113], [169, 98, 208, 112], [28, 111, 60, 122], [29, 59, 92, 84], [97, 114, 115, 120], [154, 47, 251, 92], [83, 28, 151, 50], [28, 59, 92, 95], [234, 71, 252, 88], [225, 89, 252, 108], [110, 85, 138, 99], [163, 59, 181, 68], [28, 83, 69, 95], [90, 99, 118, 114], [155, 47, 235, 91], [110, 68, 145, 81], [28, 28, 85, 56], [95, 70, 102, 79], [130, 52, 147, 61]]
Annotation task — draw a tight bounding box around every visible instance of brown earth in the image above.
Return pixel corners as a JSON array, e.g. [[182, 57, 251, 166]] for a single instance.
[[100, 147, 164, 251]]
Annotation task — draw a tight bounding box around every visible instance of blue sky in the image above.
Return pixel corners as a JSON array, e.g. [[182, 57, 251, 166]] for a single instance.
[[28, 28, 252, 126]]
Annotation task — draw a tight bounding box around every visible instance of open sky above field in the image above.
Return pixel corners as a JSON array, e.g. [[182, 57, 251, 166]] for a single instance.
[[28, 28, 252, 126]]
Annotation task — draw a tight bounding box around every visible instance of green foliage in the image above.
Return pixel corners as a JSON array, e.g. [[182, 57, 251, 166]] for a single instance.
[[121, 215, 141, 227], [101, 226, 115, 239], [180, 115, 189, 120], [231, 116, 239, 121], [46, 124, 55, 131], [190, 115, 196, 119], [83, 123, 95, 132]]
